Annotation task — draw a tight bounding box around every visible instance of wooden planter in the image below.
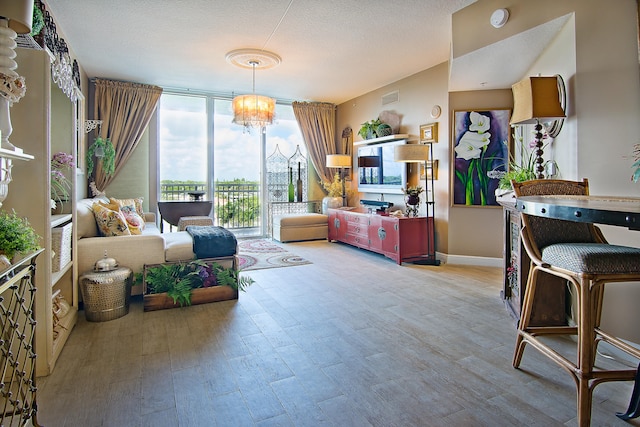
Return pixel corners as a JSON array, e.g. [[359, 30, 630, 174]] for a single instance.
[[143, 285, 238, 311], [143, 256, 239, 312]]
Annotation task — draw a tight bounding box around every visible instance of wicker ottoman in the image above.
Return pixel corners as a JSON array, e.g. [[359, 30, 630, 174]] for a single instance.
[[272, 213, 328, 242], [178, 215, 214, 231], [79, 267, 133, 322]]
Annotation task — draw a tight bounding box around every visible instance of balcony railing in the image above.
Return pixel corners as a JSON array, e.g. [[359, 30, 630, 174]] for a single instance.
[[160, 182, 260, 231]]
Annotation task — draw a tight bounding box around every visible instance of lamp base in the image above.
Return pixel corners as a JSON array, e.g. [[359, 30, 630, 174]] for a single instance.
[[404, 255, 441, 266]]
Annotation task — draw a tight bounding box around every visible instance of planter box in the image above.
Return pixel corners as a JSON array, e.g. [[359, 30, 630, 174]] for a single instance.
[[143, 256, 238, 312], [143, 285, 238, 312]]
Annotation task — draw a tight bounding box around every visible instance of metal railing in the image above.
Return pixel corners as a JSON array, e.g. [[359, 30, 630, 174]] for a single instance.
[[160, 182, 261, 231]]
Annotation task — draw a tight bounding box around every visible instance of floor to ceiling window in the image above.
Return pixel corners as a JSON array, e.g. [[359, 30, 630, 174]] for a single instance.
[[158, 92, 305, 237]]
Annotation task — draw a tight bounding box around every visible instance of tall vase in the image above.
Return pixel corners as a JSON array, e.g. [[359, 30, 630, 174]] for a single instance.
[[288, 167, 294, 202], [405, 195, 420, 217], [296, 162, 303, 202]]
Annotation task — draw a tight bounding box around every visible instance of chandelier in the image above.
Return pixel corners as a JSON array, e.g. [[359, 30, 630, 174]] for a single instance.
[[226, 49, 280, 129]]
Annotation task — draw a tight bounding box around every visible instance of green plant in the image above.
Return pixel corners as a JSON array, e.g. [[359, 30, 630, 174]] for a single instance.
[[86, 137, 116, 177], [403, 185, 424, 197], [358, 118, 383, 140], [0, 210, 40, 259], [144, 259, 254, 306], [31, 6, 44, 37], [497, 127, 554, 190]]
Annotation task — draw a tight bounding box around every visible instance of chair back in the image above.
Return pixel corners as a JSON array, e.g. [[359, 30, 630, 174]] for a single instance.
[[512, 179, 598, 250]]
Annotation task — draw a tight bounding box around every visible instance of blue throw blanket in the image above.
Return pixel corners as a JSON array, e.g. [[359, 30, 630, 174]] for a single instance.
[[186, 226, 237, 259]]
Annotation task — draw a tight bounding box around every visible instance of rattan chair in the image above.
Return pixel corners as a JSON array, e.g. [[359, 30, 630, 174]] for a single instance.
[[512, 178, 640, 426]]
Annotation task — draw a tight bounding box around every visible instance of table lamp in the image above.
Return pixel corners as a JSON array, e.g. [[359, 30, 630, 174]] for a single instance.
[[394, 143, 439, 265], [326, 154, 351, 207], [511, 76, 566, 179]]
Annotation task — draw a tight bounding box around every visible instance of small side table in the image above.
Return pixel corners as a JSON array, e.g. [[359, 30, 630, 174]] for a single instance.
[[79, 267, 133, 322], [178, 215, 214, 231]]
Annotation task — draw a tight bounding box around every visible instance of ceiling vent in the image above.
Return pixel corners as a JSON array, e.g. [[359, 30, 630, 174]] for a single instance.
[[382, 90, 399, 106]]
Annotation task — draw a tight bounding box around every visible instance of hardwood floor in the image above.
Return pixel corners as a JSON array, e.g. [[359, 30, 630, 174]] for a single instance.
[[36, 240, 639, 426]]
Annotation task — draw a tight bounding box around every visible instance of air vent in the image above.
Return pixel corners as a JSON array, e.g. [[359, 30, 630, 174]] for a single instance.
[[382, 90, 399, 105]]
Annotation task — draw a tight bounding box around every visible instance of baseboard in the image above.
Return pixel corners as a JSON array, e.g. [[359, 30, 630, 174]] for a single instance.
[[437, 252, 502, 267]]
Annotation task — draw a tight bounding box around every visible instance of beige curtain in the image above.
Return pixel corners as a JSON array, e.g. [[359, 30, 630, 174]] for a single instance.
[[292, 101, 342, 183], [92, 79, 163, 191]]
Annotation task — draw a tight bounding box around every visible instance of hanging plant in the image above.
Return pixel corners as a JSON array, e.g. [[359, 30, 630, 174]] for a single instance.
[[86, 137, 116, 177]]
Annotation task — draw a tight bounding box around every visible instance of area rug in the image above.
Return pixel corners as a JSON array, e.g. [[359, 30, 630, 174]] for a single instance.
[[237, 239, 312, 271]]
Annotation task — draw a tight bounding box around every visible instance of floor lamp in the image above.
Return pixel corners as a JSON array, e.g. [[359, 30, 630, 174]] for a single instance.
[[326, 154, 351, 207], [394, 143, 440, 266], [511, 76, 566, 179]]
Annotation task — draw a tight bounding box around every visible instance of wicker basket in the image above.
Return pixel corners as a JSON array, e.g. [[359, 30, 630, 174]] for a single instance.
[[51, 222, 72, 272]]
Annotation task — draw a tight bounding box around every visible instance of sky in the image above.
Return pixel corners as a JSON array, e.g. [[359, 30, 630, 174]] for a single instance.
[[159, 94, 306, 182]]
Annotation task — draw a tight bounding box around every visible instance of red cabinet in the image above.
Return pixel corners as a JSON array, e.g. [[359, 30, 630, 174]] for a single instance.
[[328, 208, 433, 264]]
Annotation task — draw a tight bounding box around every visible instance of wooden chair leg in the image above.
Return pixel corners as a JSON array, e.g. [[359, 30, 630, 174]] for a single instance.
[[513, 265, 539, 368], [576, 278, 595, 426], [577, 376, 593, 427]]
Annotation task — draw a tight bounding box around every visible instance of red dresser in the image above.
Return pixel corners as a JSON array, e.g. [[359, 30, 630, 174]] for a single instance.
[[327, 208, 432, 264]]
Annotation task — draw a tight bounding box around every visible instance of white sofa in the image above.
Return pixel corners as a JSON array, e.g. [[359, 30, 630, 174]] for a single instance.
[[76, 197, 198, 294]]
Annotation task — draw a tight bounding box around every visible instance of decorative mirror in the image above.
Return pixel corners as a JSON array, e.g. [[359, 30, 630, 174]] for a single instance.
[[543, 74, 566, 138]]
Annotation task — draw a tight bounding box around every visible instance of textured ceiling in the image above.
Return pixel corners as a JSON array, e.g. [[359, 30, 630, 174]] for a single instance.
[[44, 0, 477, 104]]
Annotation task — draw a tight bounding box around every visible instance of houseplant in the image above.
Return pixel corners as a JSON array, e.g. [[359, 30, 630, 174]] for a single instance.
[[358, 119, 383, 140], [321, 172, 345, 213], [0, 210, 40, 261], [50, 151, 74, 211], [86, 136, 116, 177], [143, 258, 253, 310]]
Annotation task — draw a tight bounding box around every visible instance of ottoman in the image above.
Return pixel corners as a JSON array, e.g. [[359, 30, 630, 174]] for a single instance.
[[272, 213, 328, 242]]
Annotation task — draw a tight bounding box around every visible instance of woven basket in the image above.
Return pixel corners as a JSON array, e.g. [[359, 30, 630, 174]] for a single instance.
[[51, 222, 72, 272]]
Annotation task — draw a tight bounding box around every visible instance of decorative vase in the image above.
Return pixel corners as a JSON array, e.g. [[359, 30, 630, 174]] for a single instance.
[[322, 196, 343, 214], [405, 195, 420, 217]]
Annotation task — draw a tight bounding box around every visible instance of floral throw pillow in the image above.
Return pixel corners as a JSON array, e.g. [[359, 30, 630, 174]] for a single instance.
[[110, 197, 144, 217], [119, 204, 145, 235], [92, 203, 131, 237]]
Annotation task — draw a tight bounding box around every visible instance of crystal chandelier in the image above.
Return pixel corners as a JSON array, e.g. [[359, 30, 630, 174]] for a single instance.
[[226, 49, 280, 130]]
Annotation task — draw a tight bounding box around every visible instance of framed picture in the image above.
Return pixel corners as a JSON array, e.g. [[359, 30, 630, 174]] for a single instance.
[[420, 160, 438, 180], [451, 109, 510, 207], [420, 123, 438, 143]]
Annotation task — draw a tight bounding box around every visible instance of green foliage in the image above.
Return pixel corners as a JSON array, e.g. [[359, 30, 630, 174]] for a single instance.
[[31, 6, 44, 37], [144, 259, 254, 306], [358, 118, 383, 140], [87, 137, 116, 177], [632, 144, 640, 183], [215, 195, 260, 227], [0, 211, 40, 259]]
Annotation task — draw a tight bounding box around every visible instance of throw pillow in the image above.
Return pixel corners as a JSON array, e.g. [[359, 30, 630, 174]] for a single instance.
[[92, 203, 131, 237], [119, 205, 145, 235], [110, 197, 144, 217]]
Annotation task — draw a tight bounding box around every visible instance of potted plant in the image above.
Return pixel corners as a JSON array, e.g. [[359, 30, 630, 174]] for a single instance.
[[86, 137, 116, 177], [50, 151, 74, 213], [0, 210, 40, 262], [321, 172, 346, 213], [358, 118, 383, 140], [143, 258, 253, 311]]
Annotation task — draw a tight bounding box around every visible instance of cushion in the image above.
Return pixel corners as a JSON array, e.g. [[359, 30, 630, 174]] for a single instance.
[[542, 243, 640, 274], [163, 231, 195, 262], [110, 197, 144, 217], [121, 209, 145, 235], [92, 203, 131, 237], [273, 213, 328, 227]]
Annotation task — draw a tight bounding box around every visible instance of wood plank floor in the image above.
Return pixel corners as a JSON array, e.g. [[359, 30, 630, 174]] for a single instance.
[[37, 240, 640, 426]]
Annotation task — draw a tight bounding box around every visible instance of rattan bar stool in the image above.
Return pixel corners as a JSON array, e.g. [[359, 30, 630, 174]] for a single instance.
[[512, 178, 640, 426]]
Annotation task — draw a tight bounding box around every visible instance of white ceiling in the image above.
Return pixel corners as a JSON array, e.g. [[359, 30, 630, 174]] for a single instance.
[[43, 0, 568, 104], [44, 0, 477, 104]]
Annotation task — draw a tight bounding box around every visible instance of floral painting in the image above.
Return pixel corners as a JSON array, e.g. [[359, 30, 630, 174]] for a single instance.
[[452, 109, 510, 207]]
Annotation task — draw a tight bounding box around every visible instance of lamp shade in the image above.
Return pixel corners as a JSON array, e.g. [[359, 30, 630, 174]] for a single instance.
[[511, 76, 566, 124], [394, 144, 430, 163], [326, 154, 351, 168], [0, 0, 33, 34], [232, 93, 275, 128]]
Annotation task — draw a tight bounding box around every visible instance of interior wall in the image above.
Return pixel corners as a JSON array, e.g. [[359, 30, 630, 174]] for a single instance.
[[336, 62, 451, 253], [447, 89, 513, 259]]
